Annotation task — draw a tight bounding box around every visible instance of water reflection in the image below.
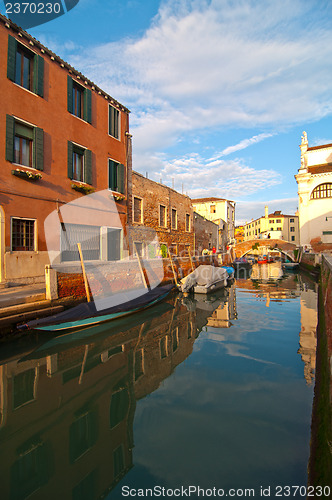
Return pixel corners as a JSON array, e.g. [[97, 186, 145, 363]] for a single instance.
[[0, 271, 318, 499]]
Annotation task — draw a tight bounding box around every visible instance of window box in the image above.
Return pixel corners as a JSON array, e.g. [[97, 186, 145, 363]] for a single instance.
[[71, 181, 95, 195], [113, 193, 126, 202], [11, 168, 42, 181]]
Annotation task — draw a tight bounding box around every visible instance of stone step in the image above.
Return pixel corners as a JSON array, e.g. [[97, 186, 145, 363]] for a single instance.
[[0, 300, 52, 318], [0, 305, 64, 328]]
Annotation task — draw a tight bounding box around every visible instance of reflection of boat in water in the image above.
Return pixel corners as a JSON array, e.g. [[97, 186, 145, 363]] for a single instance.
[[20, 284, 174, 333], [180, 265, 228, 294]]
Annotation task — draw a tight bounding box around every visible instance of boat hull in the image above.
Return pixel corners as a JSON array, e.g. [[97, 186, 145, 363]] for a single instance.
[[20, 284, 174, 332]]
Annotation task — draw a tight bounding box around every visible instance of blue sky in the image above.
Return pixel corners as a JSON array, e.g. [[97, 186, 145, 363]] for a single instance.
[[2, 0, 332, 224]]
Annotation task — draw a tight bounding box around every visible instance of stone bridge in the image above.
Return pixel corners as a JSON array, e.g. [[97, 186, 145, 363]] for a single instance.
[[233, 239, 298, 262]]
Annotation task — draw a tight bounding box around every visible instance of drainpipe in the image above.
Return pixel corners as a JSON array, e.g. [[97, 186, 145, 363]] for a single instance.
[[0, 206, 5, 284]]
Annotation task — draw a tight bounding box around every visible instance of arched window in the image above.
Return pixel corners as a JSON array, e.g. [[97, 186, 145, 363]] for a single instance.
[[310, 183, 332, 199]]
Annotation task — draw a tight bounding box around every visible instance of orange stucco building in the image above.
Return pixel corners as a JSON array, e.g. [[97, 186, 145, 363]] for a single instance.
[[0, 14, 131, 284]]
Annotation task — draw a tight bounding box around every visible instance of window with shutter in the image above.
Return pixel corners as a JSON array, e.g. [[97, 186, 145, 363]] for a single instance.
[[6, 115, 44, 171], [67, 77, 92, 124], [108, 160, 125, 194], [109, 105, 120, 139], [7, 35, 44, 97], [68, 142, 92, 185]]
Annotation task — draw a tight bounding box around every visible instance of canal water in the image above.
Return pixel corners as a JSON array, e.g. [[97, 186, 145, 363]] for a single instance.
[[0, 265, 319, 499]]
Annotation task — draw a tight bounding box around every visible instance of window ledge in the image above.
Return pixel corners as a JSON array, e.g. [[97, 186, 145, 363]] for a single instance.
[[109, 190, 126, 201], [12, 167, 42, 181], [71, 181, 95, 195], [13, 82, 39, 97]]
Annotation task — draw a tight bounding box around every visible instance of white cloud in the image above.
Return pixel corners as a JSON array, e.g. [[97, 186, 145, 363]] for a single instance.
[[44, 0, 332, 199], [62, 0, 332, 174], [209, 133, 275, 161], [143, 151, 283, 200]]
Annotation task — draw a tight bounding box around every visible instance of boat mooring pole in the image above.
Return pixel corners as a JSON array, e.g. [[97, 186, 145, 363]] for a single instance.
[[77, 243, 91, 302], [168, 248, 178, 286], [188, 246, 194, 272], [134, 242, 150, 290]]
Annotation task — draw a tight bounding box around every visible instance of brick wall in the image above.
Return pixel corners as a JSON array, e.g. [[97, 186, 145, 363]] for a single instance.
[[131, 171, 195, 255], [55, 255, 220, 300], [194, 212, 218, 253]]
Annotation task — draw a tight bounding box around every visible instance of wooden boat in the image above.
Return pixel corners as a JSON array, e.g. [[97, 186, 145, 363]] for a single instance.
[[19, 283, 174, 332], [180, 265, 228, 294], [232, 257, 252, 269], [282, 262, 299, 270]]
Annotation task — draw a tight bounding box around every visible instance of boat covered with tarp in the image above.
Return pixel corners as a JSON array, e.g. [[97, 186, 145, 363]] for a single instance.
[[19, 283, 174, 332], [180, 265, 228, 294]]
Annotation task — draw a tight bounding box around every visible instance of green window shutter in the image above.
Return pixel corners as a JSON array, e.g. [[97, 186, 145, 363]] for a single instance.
[[7, 35, 17, 82], [34, 55, 44, 97], [84, 88, 92, 124], [84, 149, 92, 184], [67, 141, 73, 179], [67, 76, 73, 114], [6, 115, 15, 162], [33, 127, 44, 171], [108, 160, 115, 190], [118, 164, 125, 194]]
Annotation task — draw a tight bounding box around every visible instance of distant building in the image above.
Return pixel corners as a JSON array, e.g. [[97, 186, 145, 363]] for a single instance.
[[191, 197, 235, 251], [193, 212, 219, 254], [243, 206, 299, 244], [234, 226, 244, 244], [295, 132, 332, 249], [131, 172, 194, 258]]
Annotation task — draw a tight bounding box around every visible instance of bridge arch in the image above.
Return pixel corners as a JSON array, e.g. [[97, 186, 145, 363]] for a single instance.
[[234, 239, 298, 263]]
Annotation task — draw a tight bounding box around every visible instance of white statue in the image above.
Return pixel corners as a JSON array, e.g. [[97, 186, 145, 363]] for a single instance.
[[301, 131, 307, 144]]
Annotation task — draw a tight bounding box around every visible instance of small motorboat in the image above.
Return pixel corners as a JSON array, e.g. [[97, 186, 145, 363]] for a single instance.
[[180, 265, 228, 294], [257, 255, 274, 264], [282, 261, 299, 271], [221, 266, 235, 280]]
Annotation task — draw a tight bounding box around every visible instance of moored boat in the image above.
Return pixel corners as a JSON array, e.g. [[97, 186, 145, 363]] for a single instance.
[[19, 283, 174, 332], [180, 265, 228, 294]]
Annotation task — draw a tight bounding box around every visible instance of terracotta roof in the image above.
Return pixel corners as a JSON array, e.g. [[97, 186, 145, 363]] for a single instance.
[[307, 143, 332, 151], [308, 164, 332, 174], [191, 197, 233, 203]]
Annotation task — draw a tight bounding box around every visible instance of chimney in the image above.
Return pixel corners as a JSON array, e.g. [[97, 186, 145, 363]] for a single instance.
[[265, 206, 268, 219]]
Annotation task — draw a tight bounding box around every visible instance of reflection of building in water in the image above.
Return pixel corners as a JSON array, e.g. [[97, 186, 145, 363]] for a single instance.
[[298, 287, 318, 385], [0, 295, 216, 500], [250, 262, 283, 282], [206, 285, 237, 328]]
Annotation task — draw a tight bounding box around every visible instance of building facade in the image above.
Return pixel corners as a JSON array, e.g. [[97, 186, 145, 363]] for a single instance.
[[130, 172, 194, 258], [243, 207, 299, 245], [0, 15, 131, 284], [295, 132, 332, 250], [191, 197, 235, 251], [193, 212, 219, 254]]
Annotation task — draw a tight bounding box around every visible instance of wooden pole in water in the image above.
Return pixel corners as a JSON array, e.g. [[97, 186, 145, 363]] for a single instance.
[[188, 246, 194, 272], [77, 243, 91, 302], [134, 242, 150, 290], [168, 248, 178, 286]]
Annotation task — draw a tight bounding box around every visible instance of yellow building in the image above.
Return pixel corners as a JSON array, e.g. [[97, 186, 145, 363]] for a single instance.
[[243, 206, 299, 244]]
